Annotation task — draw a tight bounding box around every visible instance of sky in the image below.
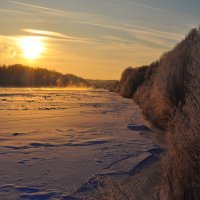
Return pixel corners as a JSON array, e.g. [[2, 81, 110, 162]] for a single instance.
[[0, 0, 200, 79]]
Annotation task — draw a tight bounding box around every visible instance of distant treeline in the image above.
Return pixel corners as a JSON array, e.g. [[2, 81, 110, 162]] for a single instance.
[[87, 79, 119, 92], [0, 64, 91, 88], [117, 28, 200, 199]]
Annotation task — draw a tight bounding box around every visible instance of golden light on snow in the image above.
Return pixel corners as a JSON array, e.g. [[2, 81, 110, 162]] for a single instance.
[[19, 37, 45, 60]]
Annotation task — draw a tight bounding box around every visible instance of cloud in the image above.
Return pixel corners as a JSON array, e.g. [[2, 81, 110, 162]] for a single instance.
[[133, 2, 163, 12], [5, 0, 70, 15], [0, 8, 35, 15], [184, 23, 197, 29], [122, 0, 164, 12], [77, 21, 182, 49], [22, 29, 79, 39], [122, 23, 183, 41], [4, 0, 105, 22], [22, 29, 96, 44], [107, 0, 171, 14], [102, 35, 135, 44], [4, 0, 182, 47], [80, 20, 182, 40]]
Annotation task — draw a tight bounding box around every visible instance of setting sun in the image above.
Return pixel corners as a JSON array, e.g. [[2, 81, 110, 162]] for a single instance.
[[19, 37, 44, 60]]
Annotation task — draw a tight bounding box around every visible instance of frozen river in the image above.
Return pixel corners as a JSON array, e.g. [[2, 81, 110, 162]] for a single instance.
[[0, 88, 156, 200]]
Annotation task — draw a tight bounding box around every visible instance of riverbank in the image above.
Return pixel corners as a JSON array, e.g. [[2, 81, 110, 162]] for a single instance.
[[75, 126, 165, 200]]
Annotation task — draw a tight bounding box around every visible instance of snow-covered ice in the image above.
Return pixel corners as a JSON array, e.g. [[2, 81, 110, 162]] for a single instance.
[[0, 88, 157, 200]]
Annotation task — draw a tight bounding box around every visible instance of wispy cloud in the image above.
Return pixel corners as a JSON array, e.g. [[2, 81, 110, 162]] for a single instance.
[[125, 0, 164, 12], [108, 0, 171, 14], [133, 2, 163, 12], [5, 0, 71, 16], [0, 8, 35, 15], [102, 35, 136, 44], [4, 0, 181, 46], [122, 23, 183, 41], [22, 29, 96, 44], [23, 29, 79, 40], [77, 21, 182, 49], [4, 0, 103, 21], [184, 23, 197, 29], [80, 20, 182, 40]]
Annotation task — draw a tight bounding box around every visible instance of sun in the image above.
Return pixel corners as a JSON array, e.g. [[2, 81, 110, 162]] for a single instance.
[[19, 37, 44, 60]]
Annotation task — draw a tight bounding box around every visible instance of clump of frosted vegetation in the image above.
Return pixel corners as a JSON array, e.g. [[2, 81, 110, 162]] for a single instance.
[[118, 27, 200, 199], [162, 41, 200, 200]]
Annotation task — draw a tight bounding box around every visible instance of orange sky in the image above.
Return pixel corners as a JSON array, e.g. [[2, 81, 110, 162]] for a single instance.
[[1, 0, 199, 79]]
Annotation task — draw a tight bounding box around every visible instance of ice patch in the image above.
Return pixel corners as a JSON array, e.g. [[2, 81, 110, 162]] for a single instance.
[[16, 186, 40, 193], [100, 152, 151, 175], [2, 139, 110, 151], [127, 124, 152, 132], [20, 191, 58, 200]]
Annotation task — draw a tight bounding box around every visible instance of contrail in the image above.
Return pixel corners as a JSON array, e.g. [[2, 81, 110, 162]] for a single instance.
[[5, 0, 70, 16], [78, 21, 183, 41]]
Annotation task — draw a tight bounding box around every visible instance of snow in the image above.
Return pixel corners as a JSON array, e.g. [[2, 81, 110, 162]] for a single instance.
[[0, 88, 156, 200]]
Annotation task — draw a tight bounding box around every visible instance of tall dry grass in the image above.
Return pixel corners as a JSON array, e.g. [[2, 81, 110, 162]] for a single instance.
[[84, 162, 161, 200], [86, 177, 131, 200], [117, 27, 200, 199], [161, 47, 200, 200], [133, 28, 200, 128]]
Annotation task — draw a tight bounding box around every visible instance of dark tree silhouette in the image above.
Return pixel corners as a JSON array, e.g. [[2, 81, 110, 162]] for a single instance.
[[0, 64, 91, 88]]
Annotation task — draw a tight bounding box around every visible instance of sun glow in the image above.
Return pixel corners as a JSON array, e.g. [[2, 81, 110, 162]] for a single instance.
[[19, 37, 44, 60]]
